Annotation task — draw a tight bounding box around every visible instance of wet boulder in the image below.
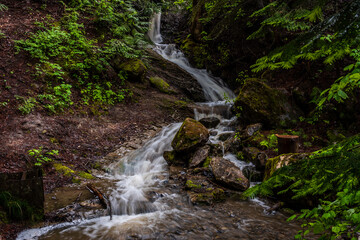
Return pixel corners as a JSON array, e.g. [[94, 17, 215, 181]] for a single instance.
[[199, 117, 220, 129], [234, 78, 301, 128], [210, 157, 249, 191], [189, 145, 211, 168], [171, 118, 209, 153]]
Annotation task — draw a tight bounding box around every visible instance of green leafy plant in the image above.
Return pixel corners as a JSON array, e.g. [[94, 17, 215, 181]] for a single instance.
[[0, 3, 8, 12], [38, 84, 73, 113], [260, 134, 278, 150], [244, 135, 360, 239], [81, 82, 128, 105], [28, 147, 59, 166], [17, 97, 37, 115]]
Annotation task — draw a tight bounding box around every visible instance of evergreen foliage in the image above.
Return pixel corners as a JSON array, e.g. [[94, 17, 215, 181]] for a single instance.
[[249, 0, 360, 109], [244, 135, 360, 239]]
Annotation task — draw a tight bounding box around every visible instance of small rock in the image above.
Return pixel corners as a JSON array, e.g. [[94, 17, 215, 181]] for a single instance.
[[199, 117, 221, 129], [210, 130, 218, 136], [128, 142, 141, 149], [218, 132, 234, 142], [244, 123, 262, 137]]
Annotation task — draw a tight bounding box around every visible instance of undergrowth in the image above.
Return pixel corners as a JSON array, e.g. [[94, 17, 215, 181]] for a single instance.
[[244, 135, 360, 239], [14, 0, 158, 113], [0, 191, 42, 221]]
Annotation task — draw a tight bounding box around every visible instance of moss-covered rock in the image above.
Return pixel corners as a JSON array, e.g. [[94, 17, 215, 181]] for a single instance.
[[149, 76, 173, 93], [188, 188, 226, 205], [115, 59, 147, 82], [171, 118, 209, 153], [234, 78, 302, 128], [264, 153, 310, 180]]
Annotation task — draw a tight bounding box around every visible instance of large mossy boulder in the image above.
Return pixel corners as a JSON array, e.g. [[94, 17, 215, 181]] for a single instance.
[[171, 118, 209, 152], [113, 58, 147, 82], [149, 76, 173, 93], [234, 78, 301, 128], [210, 157, 249, 191], [264, 153, 310, 180]]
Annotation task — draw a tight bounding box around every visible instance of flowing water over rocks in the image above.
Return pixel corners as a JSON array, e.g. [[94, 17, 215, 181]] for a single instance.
[[17, 13, 305, 240]]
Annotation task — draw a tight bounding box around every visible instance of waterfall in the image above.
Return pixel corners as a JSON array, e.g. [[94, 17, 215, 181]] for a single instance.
[[108, 123, 181, 215], [148, 13, 163, 44], [148, 13, 235, 102], [16, 12, 302, 240]]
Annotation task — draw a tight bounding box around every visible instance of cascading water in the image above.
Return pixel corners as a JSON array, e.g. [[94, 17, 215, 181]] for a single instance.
[[17, 13, 306, 240]]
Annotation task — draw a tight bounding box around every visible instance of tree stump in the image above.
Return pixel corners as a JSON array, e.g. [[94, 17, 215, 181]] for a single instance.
[[275, 134, 299, 154]]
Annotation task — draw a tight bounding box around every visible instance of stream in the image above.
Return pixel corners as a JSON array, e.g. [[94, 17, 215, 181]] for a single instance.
[[17, 13, 303, 240]]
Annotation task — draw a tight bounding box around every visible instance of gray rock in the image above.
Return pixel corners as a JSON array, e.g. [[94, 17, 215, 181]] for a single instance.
[[189, 145, 210, 168], [210, 157, 249, 191], [244, 123, 262, 137]]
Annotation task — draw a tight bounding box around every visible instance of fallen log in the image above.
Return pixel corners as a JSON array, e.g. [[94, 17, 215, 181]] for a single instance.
[[86, 183, 107, 209], [86, 183, 112, 220]]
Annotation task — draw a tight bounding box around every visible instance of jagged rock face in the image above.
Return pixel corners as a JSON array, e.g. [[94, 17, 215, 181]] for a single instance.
[[210, 157, 249, 191], [234, 78, 302, 128], [171, 118, 209, 153], [146, 49, 206, 102], [189, 145, 211, 168]]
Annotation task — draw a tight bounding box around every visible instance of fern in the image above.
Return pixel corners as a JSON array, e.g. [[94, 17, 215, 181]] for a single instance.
[[244, 135, 360, 239], [0, 3, 8, 12]]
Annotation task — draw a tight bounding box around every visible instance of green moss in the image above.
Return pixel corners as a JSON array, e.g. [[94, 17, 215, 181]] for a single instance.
[[149, 76, 172, 93], [72, 177, 81, 184], [203, 157, 211, 168], [264, 153, 309, 180], [171, 118, 209, 152], [174, 100, 188, 109], [119, 59, 147, 73], [53, 163, 75, 177], [185, 180, 202, 189], [54, 163, 95, 181], [77, 171, 95, 179]]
